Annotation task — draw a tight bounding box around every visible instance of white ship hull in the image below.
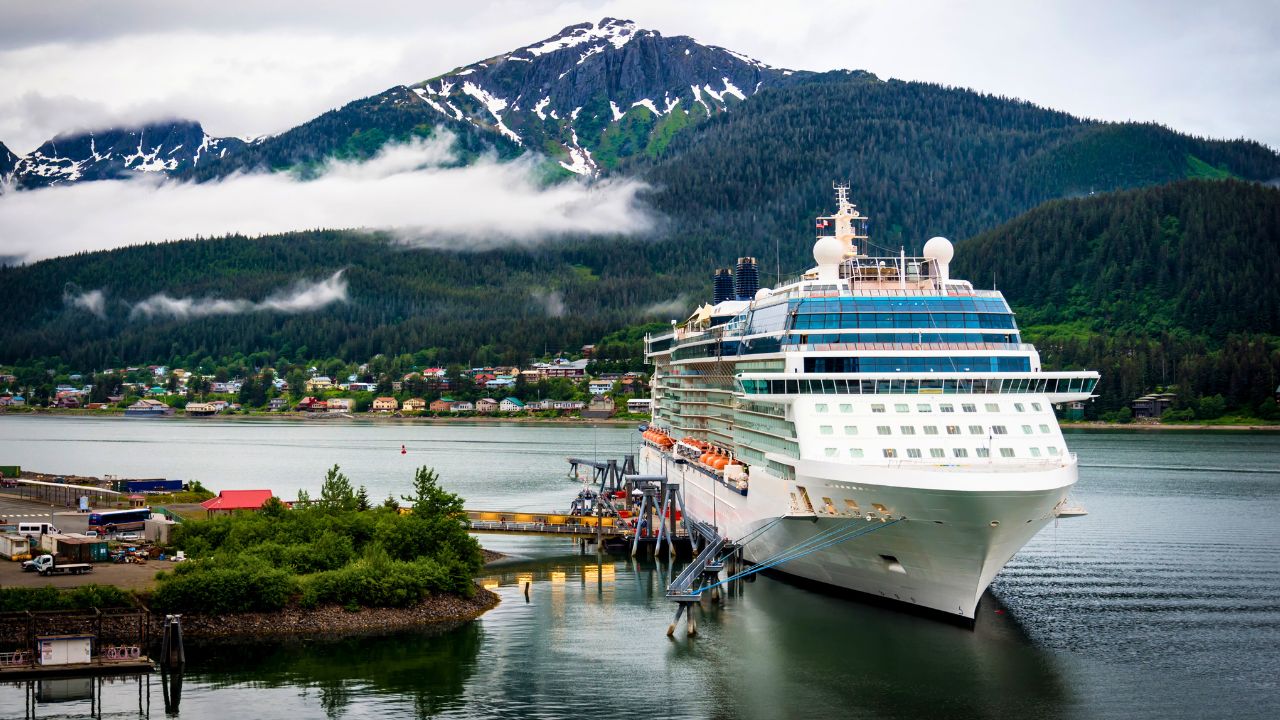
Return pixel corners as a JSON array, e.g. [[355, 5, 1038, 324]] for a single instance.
[[640, 444, 1074, 620]]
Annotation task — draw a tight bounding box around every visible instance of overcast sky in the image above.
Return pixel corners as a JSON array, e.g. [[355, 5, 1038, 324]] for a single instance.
[[2, 0, 1277, 154]]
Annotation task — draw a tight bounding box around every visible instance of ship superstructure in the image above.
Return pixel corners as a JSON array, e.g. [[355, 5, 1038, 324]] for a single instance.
[[640, 186, 1099, 620]]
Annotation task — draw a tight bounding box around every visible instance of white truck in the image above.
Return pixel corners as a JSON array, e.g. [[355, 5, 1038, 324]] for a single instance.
[[21, 554, 93, 576]]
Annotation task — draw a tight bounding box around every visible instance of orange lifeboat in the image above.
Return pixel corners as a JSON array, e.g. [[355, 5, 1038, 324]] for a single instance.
[[712, 454, 730, 470]]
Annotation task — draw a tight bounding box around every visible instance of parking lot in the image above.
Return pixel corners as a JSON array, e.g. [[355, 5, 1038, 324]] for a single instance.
[[0, 493, 168, 591]]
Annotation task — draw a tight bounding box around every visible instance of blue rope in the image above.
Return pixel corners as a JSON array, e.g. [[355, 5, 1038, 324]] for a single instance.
[[695, 518, 903, 595]]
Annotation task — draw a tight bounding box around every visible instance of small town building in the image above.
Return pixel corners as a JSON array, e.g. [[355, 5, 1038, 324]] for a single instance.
[[475, 398, 499, 413], [588, 380, 613, 395], [581, 395, 615, 419], [268, 398, 289, 411], [429, 398, 454, 413], [305, 376, 333, 392], [296, 397, 328, 412], [185, 402, 217, 416], [451, 401, 475, 412], [327, 398, 354, 413], [372, 397, 399, 412], [200, 489, 274, 517], [1132, 392, 1177, 419], [402, 398, 427, 412], [500, 397, 526, 412]]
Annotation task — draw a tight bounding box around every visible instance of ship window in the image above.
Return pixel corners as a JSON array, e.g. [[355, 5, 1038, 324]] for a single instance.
[[917, 403, 932, 412], [906, 448, 922, 458], [1030, 447, 1042, 457], [900, 426, 915, 435], [962, 403, 977, 413], [1048, 446, 1061, 456], [940, 404, 955, 413], [871, 404, 886, 413], [849, 448, 864, 458], [1014, 403, 1025, 412], [883, 448, 898, 458], [976, 447, 991, 458], [844, 425, 858, 435], [992, 425, 1007, 435], [824, 448, 838, 457], [985, 403, 1000, 412], [1040, 424, 1051, 433], [1032, 403, 1043, 411], [1022, 425, 1033, 434], [969, 425, 984, 434], [822, 497, 837, 513], [930, 448, 945, 458], [946, 425, 961, 435], [844, 499, 860, 512], [1000, 448, 1015, 457], [954, 448, 969, 458], [923, 425, 939, 435], [895, 403, 910, 413], [839, 403, 853, 413], [816, 403, 829, 413], [820, 425, 833, 435], [876, 425, 892, 435]]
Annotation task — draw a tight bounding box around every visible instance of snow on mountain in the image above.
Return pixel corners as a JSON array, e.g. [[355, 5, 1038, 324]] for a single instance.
[[405, 17, 803, 174], [11, 121, 246, 190], [0, 141, 17, 190]]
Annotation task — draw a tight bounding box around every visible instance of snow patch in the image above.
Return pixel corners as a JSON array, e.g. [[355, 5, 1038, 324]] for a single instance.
[[663, 95, 681, 114], [702, 84, 724, 103], [631, 99, 660, 116], [720, 77, 746, 101], [577, 44, 605, 65], [691, 84, 711, 113], [534, 97, 551, 120], [525, 17, 635, 57], [570, 106, 582, 120], [461, 82, 521, 145], [412, 87, 450, 117], [610, 101, 625, 121]]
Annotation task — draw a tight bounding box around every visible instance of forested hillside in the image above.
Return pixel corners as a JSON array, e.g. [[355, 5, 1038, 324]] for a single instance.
[[954, 179, 1280, 416], [639, 73, 1280, 276]]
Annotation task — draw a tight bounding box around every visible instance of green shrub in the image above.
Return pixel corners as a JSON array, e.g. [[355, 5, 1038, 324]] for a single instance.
[[151, 559, 298, 613], [0, 585, 134, 612]]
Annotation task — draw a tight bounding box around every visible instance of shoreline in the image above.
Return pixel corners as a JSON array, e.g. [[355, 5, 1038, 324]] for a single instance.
[[168, 588, 501, 643], [1061, 421, 1280, 432], [0, 407, 643, 428]]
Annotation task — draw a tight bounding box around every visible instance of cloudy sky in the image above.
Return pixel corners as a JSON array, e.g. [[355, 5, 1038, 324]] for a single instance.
[[2, 0, 1278, 153]]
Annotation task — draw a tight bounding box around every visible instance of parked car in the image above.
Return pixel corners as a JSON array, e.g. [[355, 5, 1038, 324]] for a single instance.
[[83, 530, 99, 538], [117, 532, 140, 541]]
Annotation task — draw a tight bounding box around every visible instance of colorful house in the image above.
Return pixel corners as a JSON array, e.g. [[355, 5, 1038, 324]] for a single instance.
[[200, 489, 274, 517], [372, 397, 399, 412]]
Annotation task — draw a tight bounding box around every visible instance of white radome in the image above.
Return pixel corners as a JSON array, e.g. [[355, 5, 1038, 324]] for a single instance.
[[813, 235, 845, 265], [922, 236, 953, 263]]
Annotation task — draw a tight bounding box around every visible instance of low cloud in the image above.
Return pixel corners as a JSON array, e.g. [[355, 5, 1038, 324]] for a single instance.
[[640, 296, 691, 318], [531, 289, 566, 318], [0, 132, 654, 264], [63, 285, 105, 317], [128, 271, 348, 320]]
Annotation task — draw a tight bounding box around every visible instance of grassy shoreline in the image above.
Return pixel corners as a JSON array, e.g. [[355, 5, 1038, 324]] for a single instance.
[[0, 407, 643, 427]]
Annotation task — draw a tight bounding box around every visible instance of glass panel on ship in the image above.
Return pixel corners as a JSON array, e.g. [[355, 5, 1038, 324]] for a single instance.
[[638, 186, 1100, 620]]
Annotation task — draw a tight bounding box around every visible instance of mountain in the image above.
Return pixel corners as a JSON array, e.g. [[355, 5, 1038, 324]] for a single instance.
[[0, 141, 16, 181], [11, 120, 246, 189], [182, 17, 798, 181], [952, 179, 1280, 414], [402, 17, 799, 173]]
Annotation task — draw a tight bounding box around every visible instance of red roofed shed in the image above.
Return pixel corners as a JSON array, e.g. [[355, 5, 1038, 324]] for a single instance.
[[201, 490, 274, 517]]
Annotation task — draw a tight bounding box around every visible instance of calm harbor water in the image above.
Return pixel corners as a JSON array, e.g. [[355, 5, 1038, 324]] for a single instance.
[[0, 417, 1277, 719]]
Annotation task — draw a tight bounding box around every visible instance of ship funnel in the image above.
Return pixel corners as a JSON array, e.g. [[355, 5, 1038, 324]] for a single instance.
[[734, 257, 759, 300], [713, 268, 735, 304]]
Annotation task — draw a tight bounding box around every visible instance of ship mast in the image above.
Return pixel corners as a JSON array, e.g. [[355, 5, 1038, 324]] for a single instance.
[[816, 182, 869, 258]]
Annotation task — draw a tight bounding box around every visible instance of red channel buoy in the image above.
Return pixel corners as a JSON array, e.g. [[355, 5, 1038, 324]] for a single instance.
[[401, 445, 407, 455]]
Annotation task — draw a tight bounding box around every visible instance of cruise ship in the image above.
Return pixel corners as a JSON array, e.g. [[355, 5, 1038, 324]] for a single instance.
[[640, 186, 1099, 620]]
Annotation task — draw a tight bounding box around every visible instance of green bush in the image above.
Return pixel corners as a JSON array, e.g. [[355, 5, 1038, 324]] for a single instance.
[[151, 559, 298, 614], [0, 585, 134, 612]]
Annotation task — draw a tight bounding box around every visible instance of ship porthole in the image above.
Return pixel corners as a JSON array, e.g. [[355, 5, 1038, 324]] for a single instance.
[[989, 520, 1000, 527]]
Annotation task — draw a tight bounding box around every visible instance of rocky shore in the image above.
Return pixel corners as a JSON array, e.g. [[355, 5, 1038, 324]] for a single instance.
[[169, 587, 500, 642]]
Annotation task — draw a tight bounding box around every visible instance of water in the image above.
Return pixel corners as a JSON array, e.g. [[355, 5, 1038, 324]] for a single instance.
[[0, 417, 1277, 719]]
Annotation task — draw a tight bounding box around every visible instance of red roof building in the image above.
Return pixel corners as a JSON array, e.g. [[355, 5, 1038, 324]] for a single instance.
[[201, 490, 274, 516]]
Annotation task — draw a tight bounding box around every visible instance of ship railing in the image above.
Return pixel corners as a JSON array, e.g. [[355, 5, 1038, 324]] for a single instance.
[[786, 342, 1036, 352]]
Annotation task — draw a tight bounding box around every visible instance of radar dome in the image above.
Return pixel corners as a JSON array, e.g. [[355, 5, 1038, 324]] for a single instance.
[[922, 236, 953, 263], [922, 236, 953, 282], [754, 288, 772, 300], [813, 236, 845, 266]]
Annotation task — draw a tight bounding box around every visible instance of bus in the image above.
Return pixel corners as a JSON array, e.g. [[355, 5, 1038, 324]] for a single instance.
[[88, 508, 151, 534]]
